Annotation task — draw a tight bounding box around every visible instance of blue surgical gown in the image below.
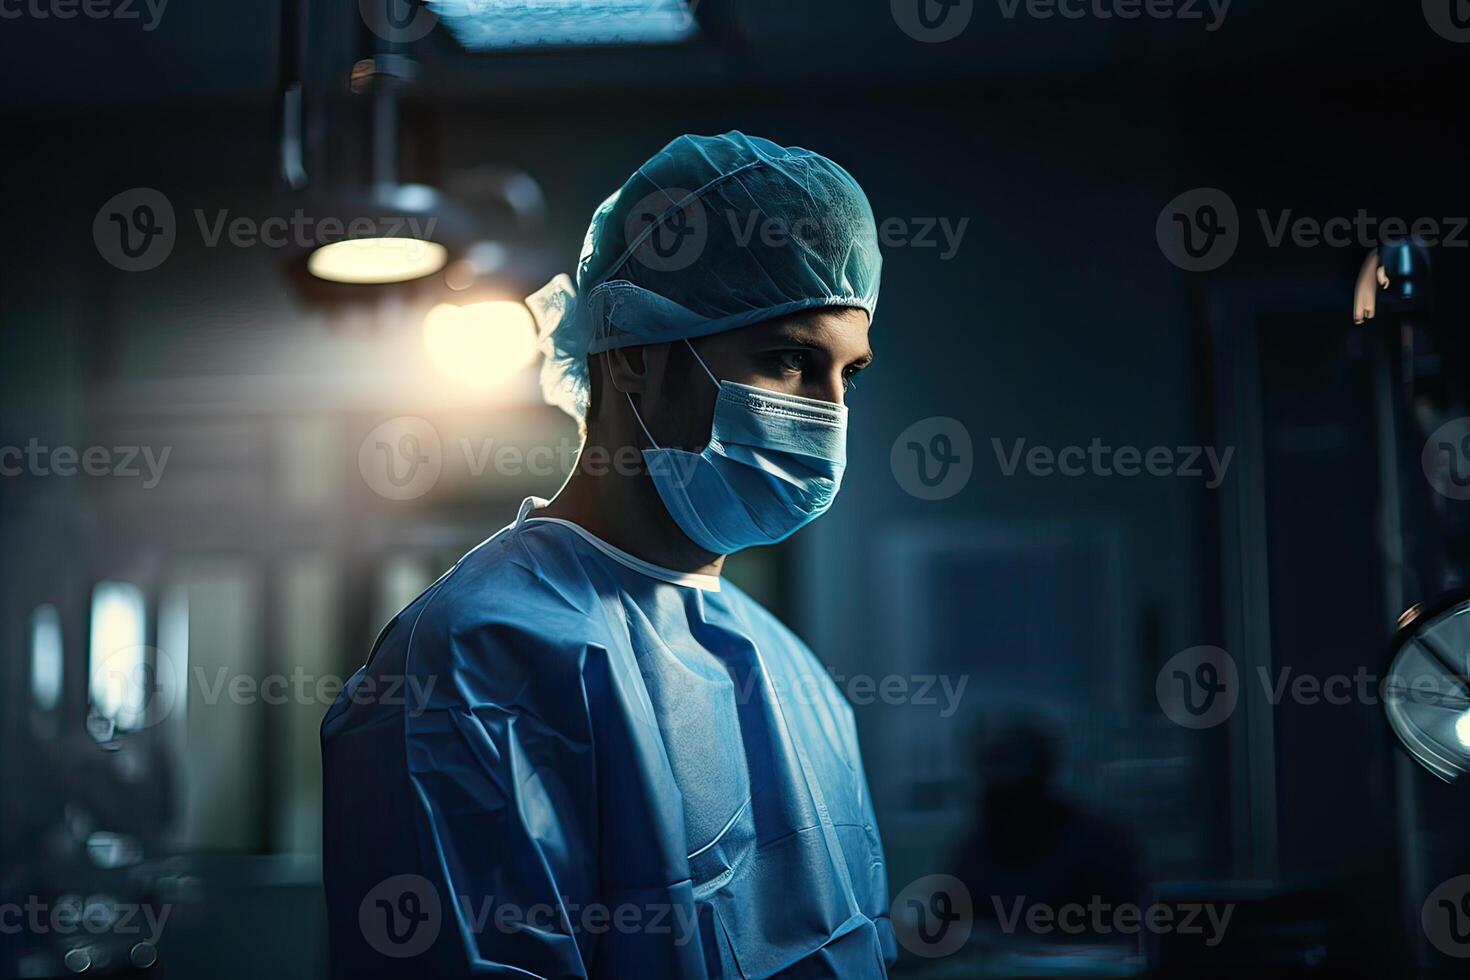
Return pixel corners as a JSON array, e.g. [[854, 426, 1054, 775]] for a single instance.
[[321, 497, 894, 978]]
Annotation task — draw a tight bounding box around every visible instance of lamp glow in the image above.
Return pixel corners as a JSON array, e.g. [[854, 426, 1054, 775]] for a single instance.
[[308, 237, 448, 284], [423, 301, 538, 391], [1455, 709, 1470, 750], [30, 604, 63, 712], [88, 582, 148, 731]]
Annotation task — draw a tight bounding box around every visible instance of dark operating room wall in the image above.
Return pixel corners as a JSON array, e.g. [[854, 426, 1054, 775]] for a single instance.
[[408, 69, 1470, 901], [6, 77, 1215, 872], [0, 71, 1445, 844], [3, 1, 1469, 976]]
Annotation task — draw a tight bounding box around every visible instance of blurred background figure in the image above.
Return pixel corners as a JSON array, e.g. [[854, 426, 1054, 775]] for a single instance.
[[951, 718, 1145, 935]]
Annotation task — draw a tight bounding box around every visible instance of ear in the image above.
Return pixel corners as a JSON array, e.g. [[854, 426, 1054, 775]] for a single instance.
[[605, 343, 666, 396]]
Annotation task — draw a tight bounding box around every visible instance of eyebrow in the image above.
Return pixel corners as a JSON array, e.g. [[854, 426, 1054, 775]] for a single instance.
[[758, 324, 873, 367]]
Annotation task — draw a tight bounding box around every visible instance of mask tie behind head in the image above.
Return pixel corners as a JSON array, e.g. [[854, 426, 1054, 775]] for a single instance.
[[617, 339, 722, 454], [683, 338, 721, 392]]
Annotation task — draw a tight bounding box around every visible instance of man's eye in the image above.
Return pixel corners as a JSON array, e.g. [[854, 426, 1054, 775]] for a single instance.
[[774, 350, 808, 373]]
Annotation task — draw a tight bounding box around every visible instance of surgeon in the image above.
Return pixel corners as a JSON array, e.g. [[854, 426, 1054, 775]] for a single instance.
[[322, 132, 893, 978]]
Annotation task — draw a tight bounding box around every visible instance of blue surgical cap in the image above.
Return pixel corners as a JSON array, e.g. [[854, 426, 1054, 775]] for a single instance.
[[527, 131, 882, 420]]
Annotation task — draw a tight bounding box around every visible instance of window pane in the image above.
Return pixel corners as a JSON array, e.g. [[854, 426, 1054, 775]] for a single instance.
[[29, 604, 63, 712], [172, 560, 261, 850], [88, 581, 148, 730]]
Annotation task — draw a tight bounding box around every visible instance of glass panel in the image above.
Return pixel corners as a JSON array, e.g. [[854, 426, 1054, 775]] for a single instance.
[[87, 581, 148, 730], [172, 559, 262, 850], [29, 604, 63, 712], [375, 552, 436, 631], [275, 555, 337, 854]]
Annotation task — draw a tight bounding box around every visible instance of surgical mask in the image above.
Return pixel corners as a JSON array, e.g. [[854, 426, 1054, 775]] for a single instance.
[[625, 341, 848, 555]]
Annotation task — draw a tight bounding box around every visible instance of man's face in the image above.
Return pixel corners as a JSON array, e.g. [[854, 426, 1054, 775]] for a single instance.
[[639, 307, 873, 452]]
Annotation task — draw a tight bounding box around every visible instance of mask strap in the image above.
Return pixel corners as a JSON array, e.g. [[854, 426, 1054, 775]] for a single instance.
[[606, 342, 719, 453], [683, 338, 721, 392], [624, 392, 662, 451], [601, 353, 663, 451]]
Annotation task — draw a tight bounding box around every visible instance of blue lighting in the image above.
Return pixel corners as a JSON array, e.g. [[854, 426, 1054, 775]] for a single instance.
[[431, 0, 698, 51]]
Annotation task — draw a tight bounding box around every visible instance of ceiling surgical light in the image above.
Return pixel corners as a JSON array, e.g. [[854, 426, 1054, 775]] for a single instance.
[[304, 181, 463, 284], [308, 236, 448, 284], [432, 0, 698, 51], [292, 52, 471, 289], [276, 24, 559, 308]]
